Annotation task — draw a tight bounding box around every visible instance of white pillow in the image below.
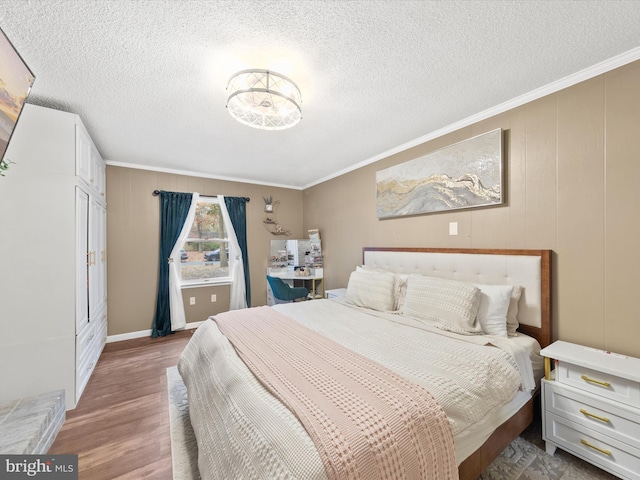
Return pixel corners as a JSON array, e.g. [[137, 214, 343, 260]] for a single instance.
[[356, 266, 407, 311], [474, 284, 514, 337], [507, 286, 523, 336], [346, 270, 397, 312], [401, 275, 482, 335]]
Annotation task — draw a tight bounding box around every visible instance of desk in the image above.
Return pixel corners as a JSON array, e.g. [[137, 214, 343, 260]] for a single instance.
[[267, 272, 324, 302]]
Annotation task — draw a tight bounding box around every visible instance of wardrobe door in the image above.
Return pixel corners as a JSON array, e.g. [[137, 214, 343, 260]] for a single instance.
[[88, 195, 102, 322], [75, 187, 89, 334]]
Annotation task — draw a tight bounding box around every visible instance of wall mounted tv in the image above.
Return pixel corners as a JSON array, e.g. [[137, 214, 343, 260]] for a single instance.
[[0, 25, 35, 164]]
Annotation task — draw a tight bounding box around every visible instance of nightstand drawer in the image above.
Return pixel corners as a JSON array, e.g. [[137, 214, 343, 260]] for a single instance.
[[557, 361, 640, 408], [545, 412, 640, 480], [545, 380, 640, 448]]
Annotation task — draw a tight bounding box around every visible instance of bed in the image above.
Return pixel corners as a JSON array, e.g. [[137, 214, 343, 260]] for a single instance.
[[178, 247, 552, 480]]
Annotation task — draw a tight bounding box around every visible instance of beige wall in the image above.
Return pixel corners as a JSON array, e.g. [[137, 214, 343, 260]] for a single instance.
[[303, 60, 640, 358], [106, 166, 304, 336]]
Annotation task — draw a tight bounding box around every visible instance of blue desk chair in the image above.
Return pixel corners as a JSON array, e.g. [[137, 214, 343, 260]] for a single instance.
[[266, 275, 309, 303]]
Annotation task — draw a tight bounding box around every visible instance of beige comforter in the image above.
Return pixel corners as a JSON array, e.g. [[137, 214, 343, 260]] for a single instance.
[[178, 299, 525, 480]]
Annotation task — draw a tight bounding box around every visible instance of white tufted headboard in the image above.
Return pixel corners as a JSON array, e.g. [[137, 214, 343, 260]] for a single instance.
[[363, 248, 552, 347]]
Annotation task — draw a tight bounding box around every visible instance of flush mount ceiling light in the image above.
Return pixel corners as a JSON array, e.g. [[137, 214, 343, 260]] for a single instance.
[[226, 69, 302, 130]]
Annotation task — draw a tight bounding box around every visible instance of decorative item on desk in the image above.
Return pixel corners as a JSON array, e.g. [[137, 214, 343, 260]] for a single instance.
[[305, 236, 323, 268], [295, 267, 311, 277], [269, 250, 288, 269]]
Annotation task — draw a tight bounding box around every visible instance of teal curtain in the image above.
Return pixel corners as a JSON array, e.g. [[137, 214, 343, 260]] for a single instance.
[[224, 196, 251, 307], [151, 191, 193, 337]]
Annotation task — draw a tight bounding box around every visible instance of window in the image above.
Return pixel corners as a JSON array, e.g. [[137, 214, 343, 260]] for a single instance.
[[179, 197, 232, 286]]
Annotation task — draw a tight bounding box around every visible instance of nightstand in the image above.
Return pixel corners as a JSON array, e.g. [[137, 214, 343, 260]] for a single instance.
[[540, 341, 640, 480], [325, 288, 347, 299]]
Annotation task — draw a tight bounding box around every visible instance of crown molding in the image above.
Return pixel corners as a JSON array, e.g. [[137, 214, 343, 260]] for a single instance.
[[303, 45, 640, 190], [105, 160, 304, 190]]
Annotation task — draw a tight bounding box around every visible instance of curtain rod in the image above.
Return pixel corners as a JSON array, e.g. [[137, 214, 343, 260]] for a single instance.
[[152, 190, 250, 202]]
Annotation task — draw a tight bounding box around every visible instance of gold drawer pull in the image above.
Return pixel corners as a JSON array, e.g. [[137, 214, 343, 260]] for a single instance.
[[580, 408, 610, 423], [581, 439, 611, 456], [581, 375, 611, 388]]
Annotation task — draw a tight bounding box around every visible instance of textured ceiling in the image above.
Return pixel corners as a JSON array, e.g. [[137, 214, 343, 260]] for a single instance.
[[2, 1, 640, 189]]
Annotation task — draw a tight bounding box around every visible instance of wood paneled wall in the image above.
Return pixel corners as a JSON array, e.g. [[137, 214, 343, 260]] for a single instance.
[[302, 60, 640, 358]]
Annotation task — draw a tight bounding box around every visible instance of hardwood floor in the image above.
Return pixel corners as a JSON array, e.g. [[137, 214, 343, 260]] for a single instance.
[[49, 330, 194, 480]]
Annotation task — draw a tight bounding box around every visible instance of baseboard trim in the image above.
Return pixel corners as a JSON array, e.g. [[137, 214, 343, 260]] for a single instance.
[[106, 321, 205, 343]]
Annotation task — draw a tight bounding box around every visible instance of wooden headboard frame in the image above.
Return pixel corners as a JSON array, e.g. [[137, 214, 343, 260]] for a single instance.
[[362, 247, 552, 348]]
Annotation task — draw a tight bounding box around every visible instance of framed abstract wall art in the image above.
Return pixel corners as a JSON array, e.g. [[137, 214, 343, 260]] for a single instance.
[[376, 129, 503, 218]]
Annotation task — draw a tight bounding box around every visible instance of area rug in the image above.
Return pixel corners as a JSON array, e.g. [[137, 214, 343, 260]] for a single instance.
[[167, 367, 616, 480], [167, 366, 201, 480]]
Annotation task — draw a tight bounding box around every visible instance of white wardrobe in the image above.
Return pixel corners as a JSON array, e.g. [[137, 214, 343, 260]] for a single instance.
[[0, 104, 107, 410]]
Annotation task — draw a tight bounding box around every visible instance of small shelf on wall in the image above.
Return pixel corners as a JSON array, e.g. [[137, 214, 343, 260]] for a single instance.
[[262, 198, 290, 236]]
